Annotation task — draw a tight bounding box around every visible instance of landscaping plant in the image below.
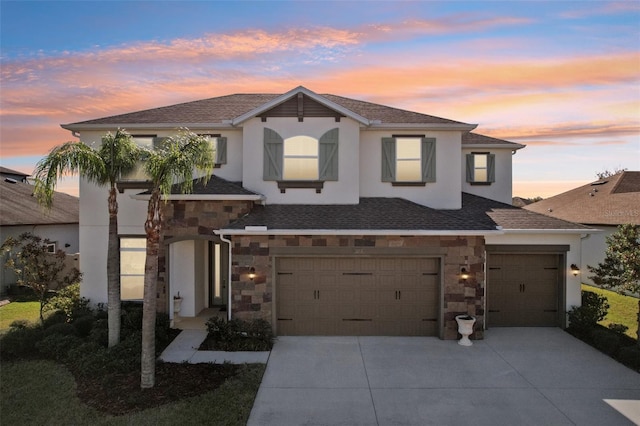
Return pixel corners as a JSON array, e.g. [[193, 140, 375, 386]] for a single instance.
[[588, 224, 640, 345], [34, 129, 142, 348], [1, 233, 81, 323], [139, 129, 214, 388]]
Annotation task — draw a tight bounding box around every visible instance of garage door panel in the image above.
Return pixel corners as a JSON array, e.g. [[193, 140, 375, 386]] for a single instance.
[[488, 254, 560, 327], [276, 257, 440, 336]]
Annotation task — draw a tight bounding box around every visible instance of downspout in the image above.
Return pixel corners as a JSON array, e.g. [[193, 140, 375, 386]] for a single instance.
[[214, 231, 233, 321]]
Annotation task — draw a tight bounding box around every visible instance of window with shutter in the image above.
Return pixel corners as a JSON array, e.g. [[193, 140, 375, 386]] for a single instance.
[[381, 136, 436, 185], [199, 134, 227, 166], [116, 134, 157, 186], [466, 153, 495, 184]]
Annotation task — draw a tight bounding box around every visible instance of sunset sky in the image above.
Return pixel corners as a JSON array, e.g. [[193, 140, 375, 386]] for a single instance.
[[1, 1, 639, 198]]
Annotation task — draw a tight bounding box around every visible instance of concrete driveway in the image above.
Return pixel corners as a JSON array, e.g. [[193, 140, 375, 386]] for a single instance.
[[248, 328, 640, 426]]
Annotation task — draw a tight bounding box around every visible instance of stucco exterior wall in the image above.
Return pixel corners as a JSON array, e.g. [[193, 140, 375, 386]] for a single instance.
[[242, 117, 361, 204], [359, 130, 462, 209], [461, 148, 515, 205], [580, 226, 612, 286]]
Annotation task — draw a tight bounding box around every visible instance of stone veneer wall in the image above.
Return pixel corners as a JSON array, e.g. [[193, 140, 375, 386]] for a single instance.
[[231, 235, 485, 340], [156, 199, 254, 311]]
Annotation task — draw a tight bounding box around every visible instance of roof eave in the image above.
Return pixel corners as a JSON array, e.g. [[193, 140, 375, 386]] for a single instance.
[[217, 229, 502, 236], [231, 86, 371, 126], [462, 143, 526, 150], [501, 228, 600, 234], [364, 123, 478, 131], [130, 194, 265, 201], [61, 123, 237, 132]]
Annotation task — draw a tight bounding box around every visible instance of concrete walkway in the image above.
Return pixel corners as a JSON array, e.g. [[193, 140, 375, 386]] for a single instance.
[[158, 330, 270, 364], [248, 328, 640, 426]]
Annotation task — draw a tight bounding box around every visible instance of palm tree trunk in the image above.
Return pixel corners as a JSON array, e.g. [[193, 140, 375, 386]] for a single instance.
[[107, 187, 121, 347], [141, 189, 162, 389]]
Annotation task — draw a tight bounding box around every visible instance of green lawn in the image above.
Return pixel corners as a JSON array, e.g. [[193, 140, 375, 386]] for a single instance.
[[0, 300, 40, 332], [0, 360, 264, 426], [582, 284, 639, 340]]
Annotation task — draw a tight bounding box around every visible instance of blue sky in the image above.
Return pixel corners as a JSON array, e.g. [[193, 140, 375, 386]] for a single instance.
[[1, 0, 639, 197]]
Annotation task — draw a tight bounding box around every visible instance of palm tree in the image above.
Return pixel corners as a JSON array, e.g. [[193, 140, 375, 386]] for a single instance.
[[33, 129, 141, 347], [140, 129, 214, 389]]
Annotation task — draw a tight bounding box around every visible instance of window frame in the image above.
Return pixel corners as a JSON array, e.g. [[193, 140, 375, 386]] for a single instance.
[[119, 236, 146, 301], [381, 135, 436, 186], [466, 152, 496, 185], [198, 133, 227, 167]]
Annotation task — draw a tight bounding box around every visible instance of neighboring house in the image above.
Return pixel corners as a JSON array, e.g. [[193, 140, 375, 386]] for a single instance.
[[61, 86, 593, 339], [0, 176, 80, 295], [0, 166, 30, 183], [525, 171, 640, 286]]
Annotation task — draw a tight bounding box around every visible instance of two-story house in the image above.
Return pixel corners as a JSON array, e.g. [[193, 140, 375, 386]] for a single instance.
[[62, 86, 592, 339]]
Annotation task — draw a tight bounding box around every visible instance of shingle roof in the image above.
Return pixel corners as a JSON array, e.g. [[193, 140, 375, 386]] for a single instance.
[[226, 198, 492, 231], [64, 88, 521, 147], [524, 171, 640, 225], [0, 167, 29, 177], [138, 175, 260, 196], [223, 194, 589, 232], [0, 180, 79, 226]]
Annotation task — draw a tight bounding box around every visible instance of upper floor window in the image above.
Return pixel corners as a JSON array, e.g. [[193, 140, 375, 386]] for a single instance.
[[199, 134, 227, 166], [117, 134, 158, 183], [466, 153, 495, 185], [283, 135, 319, 180], [381, 136, 436, 185], [264, 128, 339, 185]]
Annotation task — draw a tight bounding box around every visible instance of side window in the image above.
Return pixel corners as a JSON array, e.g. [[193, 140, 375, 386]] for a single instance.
[[117, 134, 158, 183], [466, 153, 495, 184], [199, 134, 227, 166], [381, 136, 436, 185], [120, 237, 146, 300]]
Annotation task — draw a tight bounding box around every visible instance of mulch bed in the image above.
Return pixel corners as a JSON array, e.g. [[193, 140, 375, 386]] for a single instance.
[[75, 362, 240, 415]]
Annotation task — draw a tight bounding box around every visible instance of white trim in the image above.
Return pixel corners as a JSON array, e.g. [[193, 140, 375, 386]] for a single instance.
[[219, 229, 503, 236], [231, 86, 371, 126], [61, 123, 236, 132], [463, 143, 526, 150], [363, 123, 477, 131], [500, 228, 599, 234], [130, 194, 265, 201]]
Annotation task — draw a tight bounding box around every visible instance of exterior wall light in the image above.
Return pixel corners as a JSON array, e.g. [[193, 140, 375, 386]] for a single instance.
[[248, 267, 256, 281], [570, 264, 580, 276], [460, 267, 469, 281]]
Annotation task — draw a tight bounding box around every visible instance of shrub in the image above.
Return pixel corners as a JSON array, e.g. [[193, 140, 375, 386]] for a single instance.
[[42, 310, 68, 328], [88, 318, 109, 347], [9, 319, 32, 329], [567, 290, 609, 337], [591, 328, 621, 356], [44, 283, 91, 322], [36, 334, 83, 361], [608, 323, 629, 335], [67, 341, 110, 376], [0, 325, 44, 360], [205, 317, 274, 351], [73, 315, 94, 337], [43, 322, 76, 337], [618, 346, 640, 372]]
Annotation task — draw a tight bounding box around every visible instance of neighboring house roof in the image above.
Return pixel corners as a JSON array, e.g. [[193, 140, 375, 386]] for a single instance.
[[221, 193, 590, 234], [61, 86, 520, 147], [524, 171, 640, 225], [0, 180, 79, 226], [0, 167, 29, 178]]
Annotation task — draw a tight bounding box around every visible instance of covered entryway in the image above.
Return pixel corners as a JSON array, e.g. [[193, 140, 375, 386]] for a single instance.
[[275, 257, 440, 336], [487, 253, 562, 327]]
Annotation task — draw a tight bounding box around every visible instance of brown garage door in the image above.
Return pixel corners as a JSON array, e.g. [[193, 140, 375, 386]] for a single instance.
[[276, 257, 439, 336], [487, 254, 560, 327]]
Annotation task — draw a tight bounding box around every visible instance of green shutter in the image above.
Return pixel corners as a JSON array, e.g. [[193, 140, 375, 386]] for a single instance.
[[466, 154, 474, 182], [421, 138, 436, 182], [487, 154, 495, 183], [381, 137, 396, 182], [319, 128, 339, 181], [216, 137, 227, 164], [263, 128, 283, 180]]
